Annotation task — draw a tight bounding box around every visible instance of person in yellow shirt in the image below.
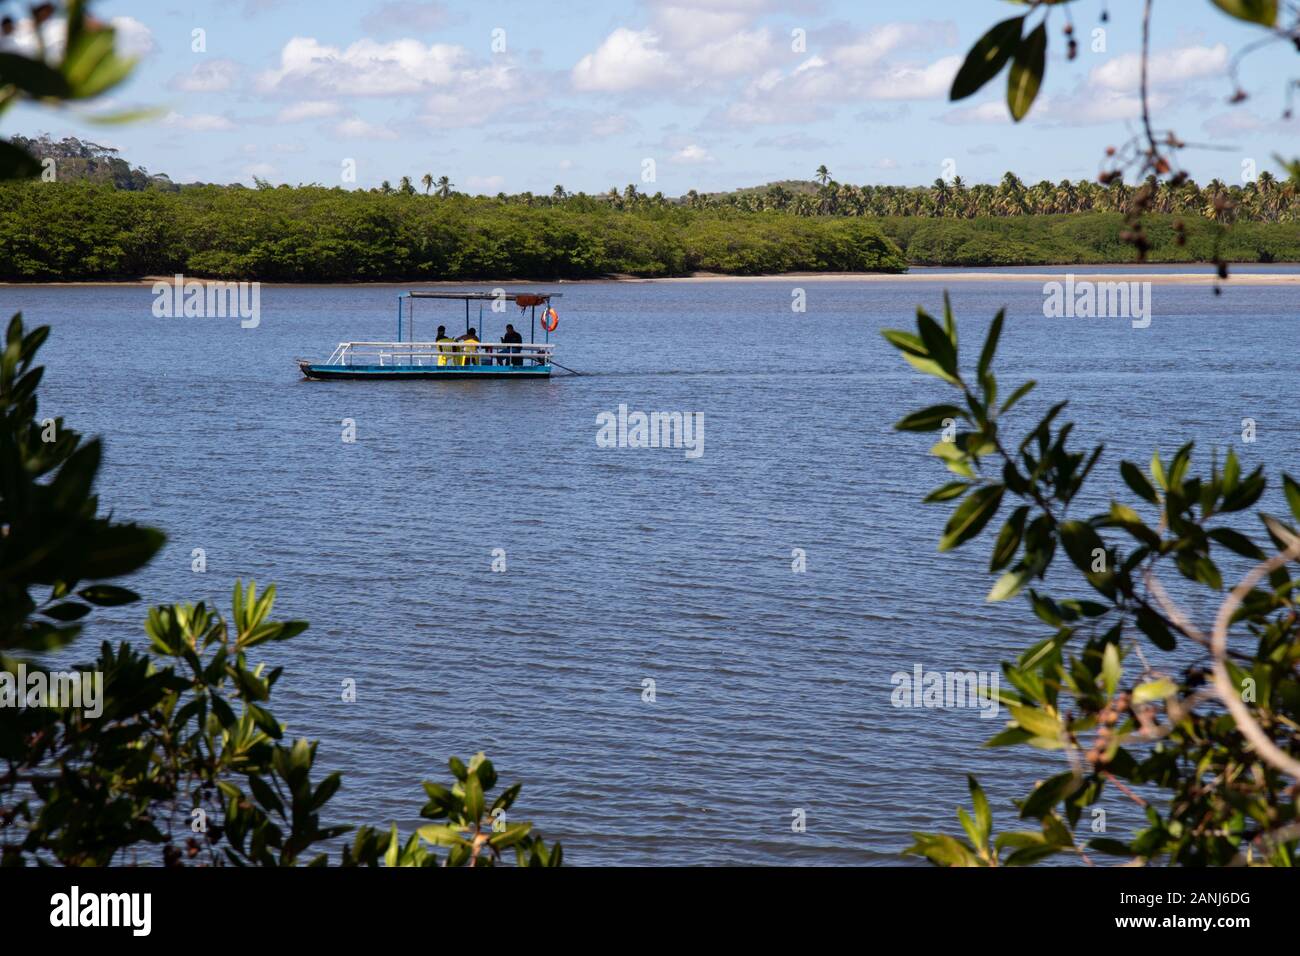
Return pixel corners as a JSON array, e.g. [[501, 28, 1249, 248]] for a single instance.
[[434, 326, 455, 366], [456, 327, 479, 366]]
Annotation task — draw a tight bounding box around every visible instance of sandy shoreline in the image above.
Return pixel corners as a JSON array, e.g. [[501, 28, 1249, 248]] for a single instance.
[[638, 271, 1300, 286], [2, 270, 1298, 287]]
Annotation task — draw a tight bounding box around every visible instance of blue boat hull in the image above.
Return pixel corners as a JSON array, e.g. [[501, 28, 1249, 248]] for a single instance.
[[299, 361, 551, 381]]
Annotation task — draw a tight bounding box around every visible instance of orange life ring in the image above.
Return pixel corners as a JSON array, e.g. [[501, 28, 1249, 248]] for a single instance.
[[541, 307, 559, 332]]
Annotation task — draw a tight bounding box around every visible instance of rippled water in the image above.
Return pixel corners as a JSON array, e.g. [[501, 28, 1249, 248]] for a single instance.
[[5, 273, 1298, 865]]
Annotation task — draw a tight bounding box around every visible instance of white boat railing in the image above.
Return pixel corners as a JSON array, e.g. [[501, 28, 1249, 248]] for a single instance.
[[323, 341, 555, 368]]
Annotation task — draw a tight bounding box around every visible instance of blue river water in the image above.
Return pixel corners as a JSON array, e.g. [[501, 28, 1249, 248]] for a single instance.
[[3, 273, 1298, 865]]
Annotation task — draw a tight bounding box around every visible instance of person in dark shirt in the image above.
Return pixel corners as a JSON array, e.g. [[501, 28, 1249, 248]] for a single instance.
[[502, 323, 523, 366]]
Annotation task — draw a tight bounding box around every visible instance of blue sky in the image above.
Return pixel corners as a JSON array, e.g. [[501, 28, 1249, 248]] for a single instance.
[[5, 0, 1298, 194]]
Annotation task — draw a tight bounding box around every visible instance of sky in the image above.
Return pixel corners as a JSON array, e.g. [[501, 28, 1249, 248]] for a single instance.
[[4, 0, 1299, 194]]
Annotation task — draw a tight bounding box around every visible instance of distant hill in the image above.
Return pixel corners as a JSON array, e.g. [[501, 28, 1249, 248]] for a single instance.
[[701, 179, 820, 200], [12, 135, 178, 191]]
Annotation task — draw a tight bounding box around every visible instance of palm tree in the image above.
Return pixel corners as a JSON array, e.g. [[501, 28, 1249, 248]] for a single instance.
[[1055, 179, 1077, 214], [948, 176, 968, 218], [1279, 178, 1297, 223], [814, 164, 830, 186], [995, 172, 1028, 216], [1254, 170, 1278, 222], [435, 175, 453, 198], [398, 175, 415, 195], [1204, 178, 1231, 223], [421, 173, 433, 195], [1028, 180, 1054, 214], [552, 184, 566, 202], [931, 177, 951, 216], [379, 179, 393, 194]]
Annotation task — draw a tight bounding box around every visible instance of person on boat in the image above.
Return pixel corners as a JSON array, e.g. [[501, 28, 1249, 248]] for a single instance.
[[501, 323, 523, 367], [435, 326, 455, 367], [456, 327, 479, 366]]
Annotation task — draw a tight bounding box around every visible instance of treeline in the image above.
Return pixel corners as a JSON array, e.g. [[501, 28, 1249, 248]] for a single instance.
[[880, 214, 1300, 266], [16, 137, 1296, 226], [689, 170, 1297, 222], [383, 171, 1297, 225], [0, 182, 907, 281], [1, 182, 1297, 282]]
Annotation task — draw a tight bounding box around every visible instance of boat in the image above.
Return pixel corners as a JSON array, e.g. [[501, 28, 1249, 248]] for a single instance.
[[296, 291, 561, 380]]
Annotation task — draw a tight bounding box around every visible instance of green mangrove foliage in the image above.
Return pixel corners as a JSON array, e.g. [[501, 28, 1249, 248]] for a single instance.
[[0, 181, 908, 281], [886, 299, 1300, 866], [0, 312, 560, 866], [2, 178, 1295, 281]]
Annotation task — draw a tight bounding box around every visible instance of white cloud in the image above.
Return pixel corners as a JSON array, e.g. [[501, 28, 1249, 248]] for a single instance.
[[1040, 88, 1171, 125], [693, 19, 962, 129], [278, 100, 342, 122], [332, 117, 398, 140], [572, 29, 680, 93], [873, 157, 900, 170], [257, 35, 538, 127], [418, 60, 535, 127], [860, 55, 961, 100], [112, 16, 155, 58], [833, 21, 958, 69], [571, 1, 792, 95], [244, 163, 277, 178], [717, 48, 958, 127], [672, 144, 715, 163], [651, 2, 757, 46], [680, 29, 775, 77], [1090, 44, 1229, 92], [169, 59, 240, 93], [162, 111, 236, 131], [258, 37, 467, 95], [938, 100, 1012, 126]]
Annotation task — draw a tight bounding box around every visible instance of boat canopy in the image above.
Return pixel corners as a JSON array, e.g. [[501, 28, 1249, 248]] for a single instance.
[[404, 291, 562, 301], [396, 290, 561, 344]]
